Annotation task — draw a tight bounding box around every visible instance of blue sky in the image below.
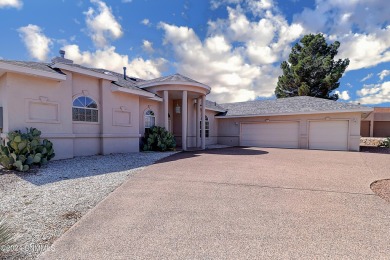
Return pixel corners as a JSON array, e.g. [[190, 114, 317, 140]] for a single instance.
[[0, 0, 389, 106]]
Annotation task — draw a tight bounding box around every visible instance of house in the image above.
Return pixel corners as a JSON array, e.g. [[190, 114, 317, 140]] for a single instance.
[[361, 107, 390, 137], [0, 51, 373, 159]]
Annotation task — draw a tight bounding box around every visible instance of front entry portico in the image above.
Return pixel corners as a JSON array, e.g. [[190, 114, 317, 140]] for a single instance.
[[136, 74, 211, 150]]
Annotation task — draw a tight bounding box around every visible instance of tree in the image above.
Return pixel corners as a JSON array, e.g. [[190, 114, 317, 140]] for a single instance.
[[275, 33, 349, 100]]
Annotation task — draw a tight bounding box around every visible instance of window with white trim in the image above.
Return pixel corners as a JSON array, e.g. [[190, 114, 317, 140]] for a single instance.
[[144, 110, 155, 129], [200, 115, 210, 138], [72, 96, 98, 122]]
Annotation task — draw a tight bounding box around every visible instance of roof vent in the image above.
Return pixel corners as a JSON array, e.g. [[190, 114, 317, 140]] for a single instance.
[[123, 67, 127, 79], [51, 50, 74, 64]]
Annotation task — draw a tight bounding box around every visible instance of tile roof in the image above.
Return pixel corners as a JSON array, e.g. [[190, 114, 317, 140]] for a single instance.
[[205, 100, 226, 112], [135, 73, 205, 88], [0, 60, 65, 75], [0, 60, 373, 116], [0, 59, 155, 95], [218, 96, 372, 117]]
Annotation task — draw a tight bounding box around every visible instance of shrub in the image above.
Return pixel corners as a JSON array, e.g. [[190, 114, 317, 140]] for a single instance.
[[143, 126, 176, 152], [0, 128, 55, 172], [380, 137, 390, 148], [0, 216, 14, 251]]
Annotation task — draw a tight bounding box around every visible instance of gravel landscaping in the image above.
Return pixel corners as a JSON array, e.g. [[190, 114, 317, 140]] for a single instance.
[[371, 179, 390, 203], [0, 152, 176, 260]]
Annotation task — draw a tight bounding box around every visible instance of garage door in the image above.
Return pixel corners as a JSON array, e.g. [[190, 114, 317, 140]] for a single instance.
[[309, 120, 348, 150], [241, 122, 299, 148]]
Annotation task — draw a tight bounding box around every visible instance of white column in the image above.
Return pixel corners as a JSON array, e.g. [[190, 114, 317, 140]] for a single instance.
[[196, 98, 200, 148], [182, 91, 188, 150], [370, 117, 374, 137], [201, 95, 206, 150], [163, 90, 169, 130]]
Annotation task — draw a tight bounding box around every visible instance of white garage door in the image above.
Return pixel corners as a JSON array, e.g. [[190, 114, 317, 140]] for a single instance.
[[241, 122, 299, 148], [309, 120, 349, 151]]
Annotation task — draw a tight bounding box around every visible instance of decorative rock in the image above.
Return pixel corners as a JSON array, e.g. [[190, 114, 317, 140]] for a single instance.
[[360, 137, 386, 147]]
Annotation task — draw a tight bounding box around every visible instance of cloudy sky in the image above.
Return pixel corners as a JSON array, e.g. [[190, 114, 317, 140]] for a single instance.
[[0, 0, 389, 106]]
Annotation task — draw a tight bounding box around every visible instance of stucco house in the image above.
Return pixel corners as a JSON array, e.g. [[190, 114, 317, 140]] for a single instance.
[[0, 51, 373, 159], [361, 107, 390, 138]]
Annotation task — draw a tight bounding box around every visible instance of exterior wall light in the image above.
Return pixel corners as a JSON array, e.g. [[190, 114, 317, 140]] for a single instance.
[[175, 102, 181, 114], [265, 119, 270, 122]]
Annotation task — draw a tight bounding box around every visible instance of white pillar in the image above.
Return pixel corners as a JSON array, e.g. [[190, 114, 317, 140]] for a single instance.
[[196, 98, 200, 148], [201, 95, 206, 150], [163, 90, 169, 130], [182, 91, 188, 150], [370, 117, 374, 137]]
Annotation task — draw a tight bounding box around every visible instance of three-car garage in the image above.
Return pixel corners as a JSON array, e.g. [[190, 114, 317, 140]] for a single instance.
[[218, 96, 373, 152], [239, 119, 350, 151]]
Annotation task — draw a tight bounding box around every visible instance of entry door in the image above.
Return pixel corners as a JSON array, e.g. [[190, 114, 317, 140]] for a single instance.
[[240, 122, 299, 148], [309, 120, 349, 150]]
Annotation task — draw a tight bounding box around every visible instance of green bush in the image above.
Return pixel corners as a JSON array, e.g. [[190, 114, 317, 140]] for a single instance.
[[142, 126, 176, 152], [380, 137, 390, 148], [0, 128, 55, 172]]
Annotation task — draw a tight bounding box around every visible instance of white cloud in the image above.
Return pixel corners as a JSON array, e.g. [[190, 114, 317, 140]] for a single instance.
[[142, 40, 154, 54], [356, 81, 390, 104], [336, 28, 390, 71], [159, 2, 304, 103], [378, 70, 390, 81], [293, 1, 390, 71], [0, 0, 22, 9], [141, 19, 150, 26], [210, 0, 241, 9], [360, 73, 373, 82], [17, 24, 52, 61], [62, 44, 167, 79], [335, 90, 350, 100], [84, 0, 123, 48]]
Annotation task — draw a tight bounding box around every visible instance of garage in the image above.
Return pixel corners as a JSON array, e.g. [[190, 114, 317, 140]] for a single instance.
[[308, 120, 349, 150], [240, 122, 299, 148]]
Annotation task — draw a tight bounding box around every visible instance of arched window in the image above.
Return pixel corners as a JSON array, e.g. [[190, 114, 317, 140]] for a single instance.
[[72, 96, 98, 122], [200, 115, 210, 138], [144, 110, 155, 129]]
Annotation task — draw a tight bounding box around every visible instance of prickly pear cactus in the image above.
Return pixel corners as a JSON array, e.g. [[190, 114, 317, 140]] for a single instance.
[[0, 128, 55, 172]]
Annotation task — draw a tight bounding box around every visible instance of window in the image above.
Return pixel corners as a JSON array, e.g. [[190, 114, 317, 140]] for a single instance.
[[200, 115, 210, 138], [144, 110, 155, 129], [72, 96, 98, 122]]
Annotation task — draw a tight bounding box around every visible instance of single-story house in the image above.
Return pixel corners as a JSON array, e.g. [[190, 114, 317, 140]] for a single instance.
[[0, 51, 373, 159], [361, 107, 390, 137]]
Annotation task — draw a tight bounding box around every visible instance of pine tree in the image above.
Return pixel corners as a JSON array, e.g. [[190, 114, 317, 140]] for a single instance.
[[275, 33, 349, 100]]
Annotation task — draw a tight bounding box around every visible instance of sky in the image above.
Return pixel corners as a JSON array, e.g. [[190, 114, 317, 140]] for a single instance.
[[0, 0, 389, 106]]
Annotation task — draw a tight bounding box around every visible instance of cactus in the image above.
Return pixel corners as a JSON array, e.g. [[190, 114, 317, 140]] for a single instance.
[[142, 126, 176, 152], [0, 128, 55, 172]]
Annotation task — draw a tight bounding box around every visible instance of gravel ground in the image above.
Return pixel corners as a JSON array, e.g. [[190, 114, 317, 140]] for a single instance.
[[371, 179, 390, 203], [0, 152, 176, 260]]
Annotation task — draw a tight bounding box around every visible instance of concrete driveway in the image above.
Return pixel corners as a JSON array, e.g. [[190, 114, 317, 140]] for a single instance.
[[40, 147, 390, 259]]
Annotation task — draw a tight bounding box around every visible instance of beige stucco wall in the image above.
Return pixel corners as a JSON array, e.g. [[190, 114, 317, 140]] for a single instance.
[[0, 74, 7, 132], [360, 121, 370, 137], [5, 72, 74, 159], [2, 70, 142, 159], [374, 122, 390, 137], [217, 112, 362, 151]]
